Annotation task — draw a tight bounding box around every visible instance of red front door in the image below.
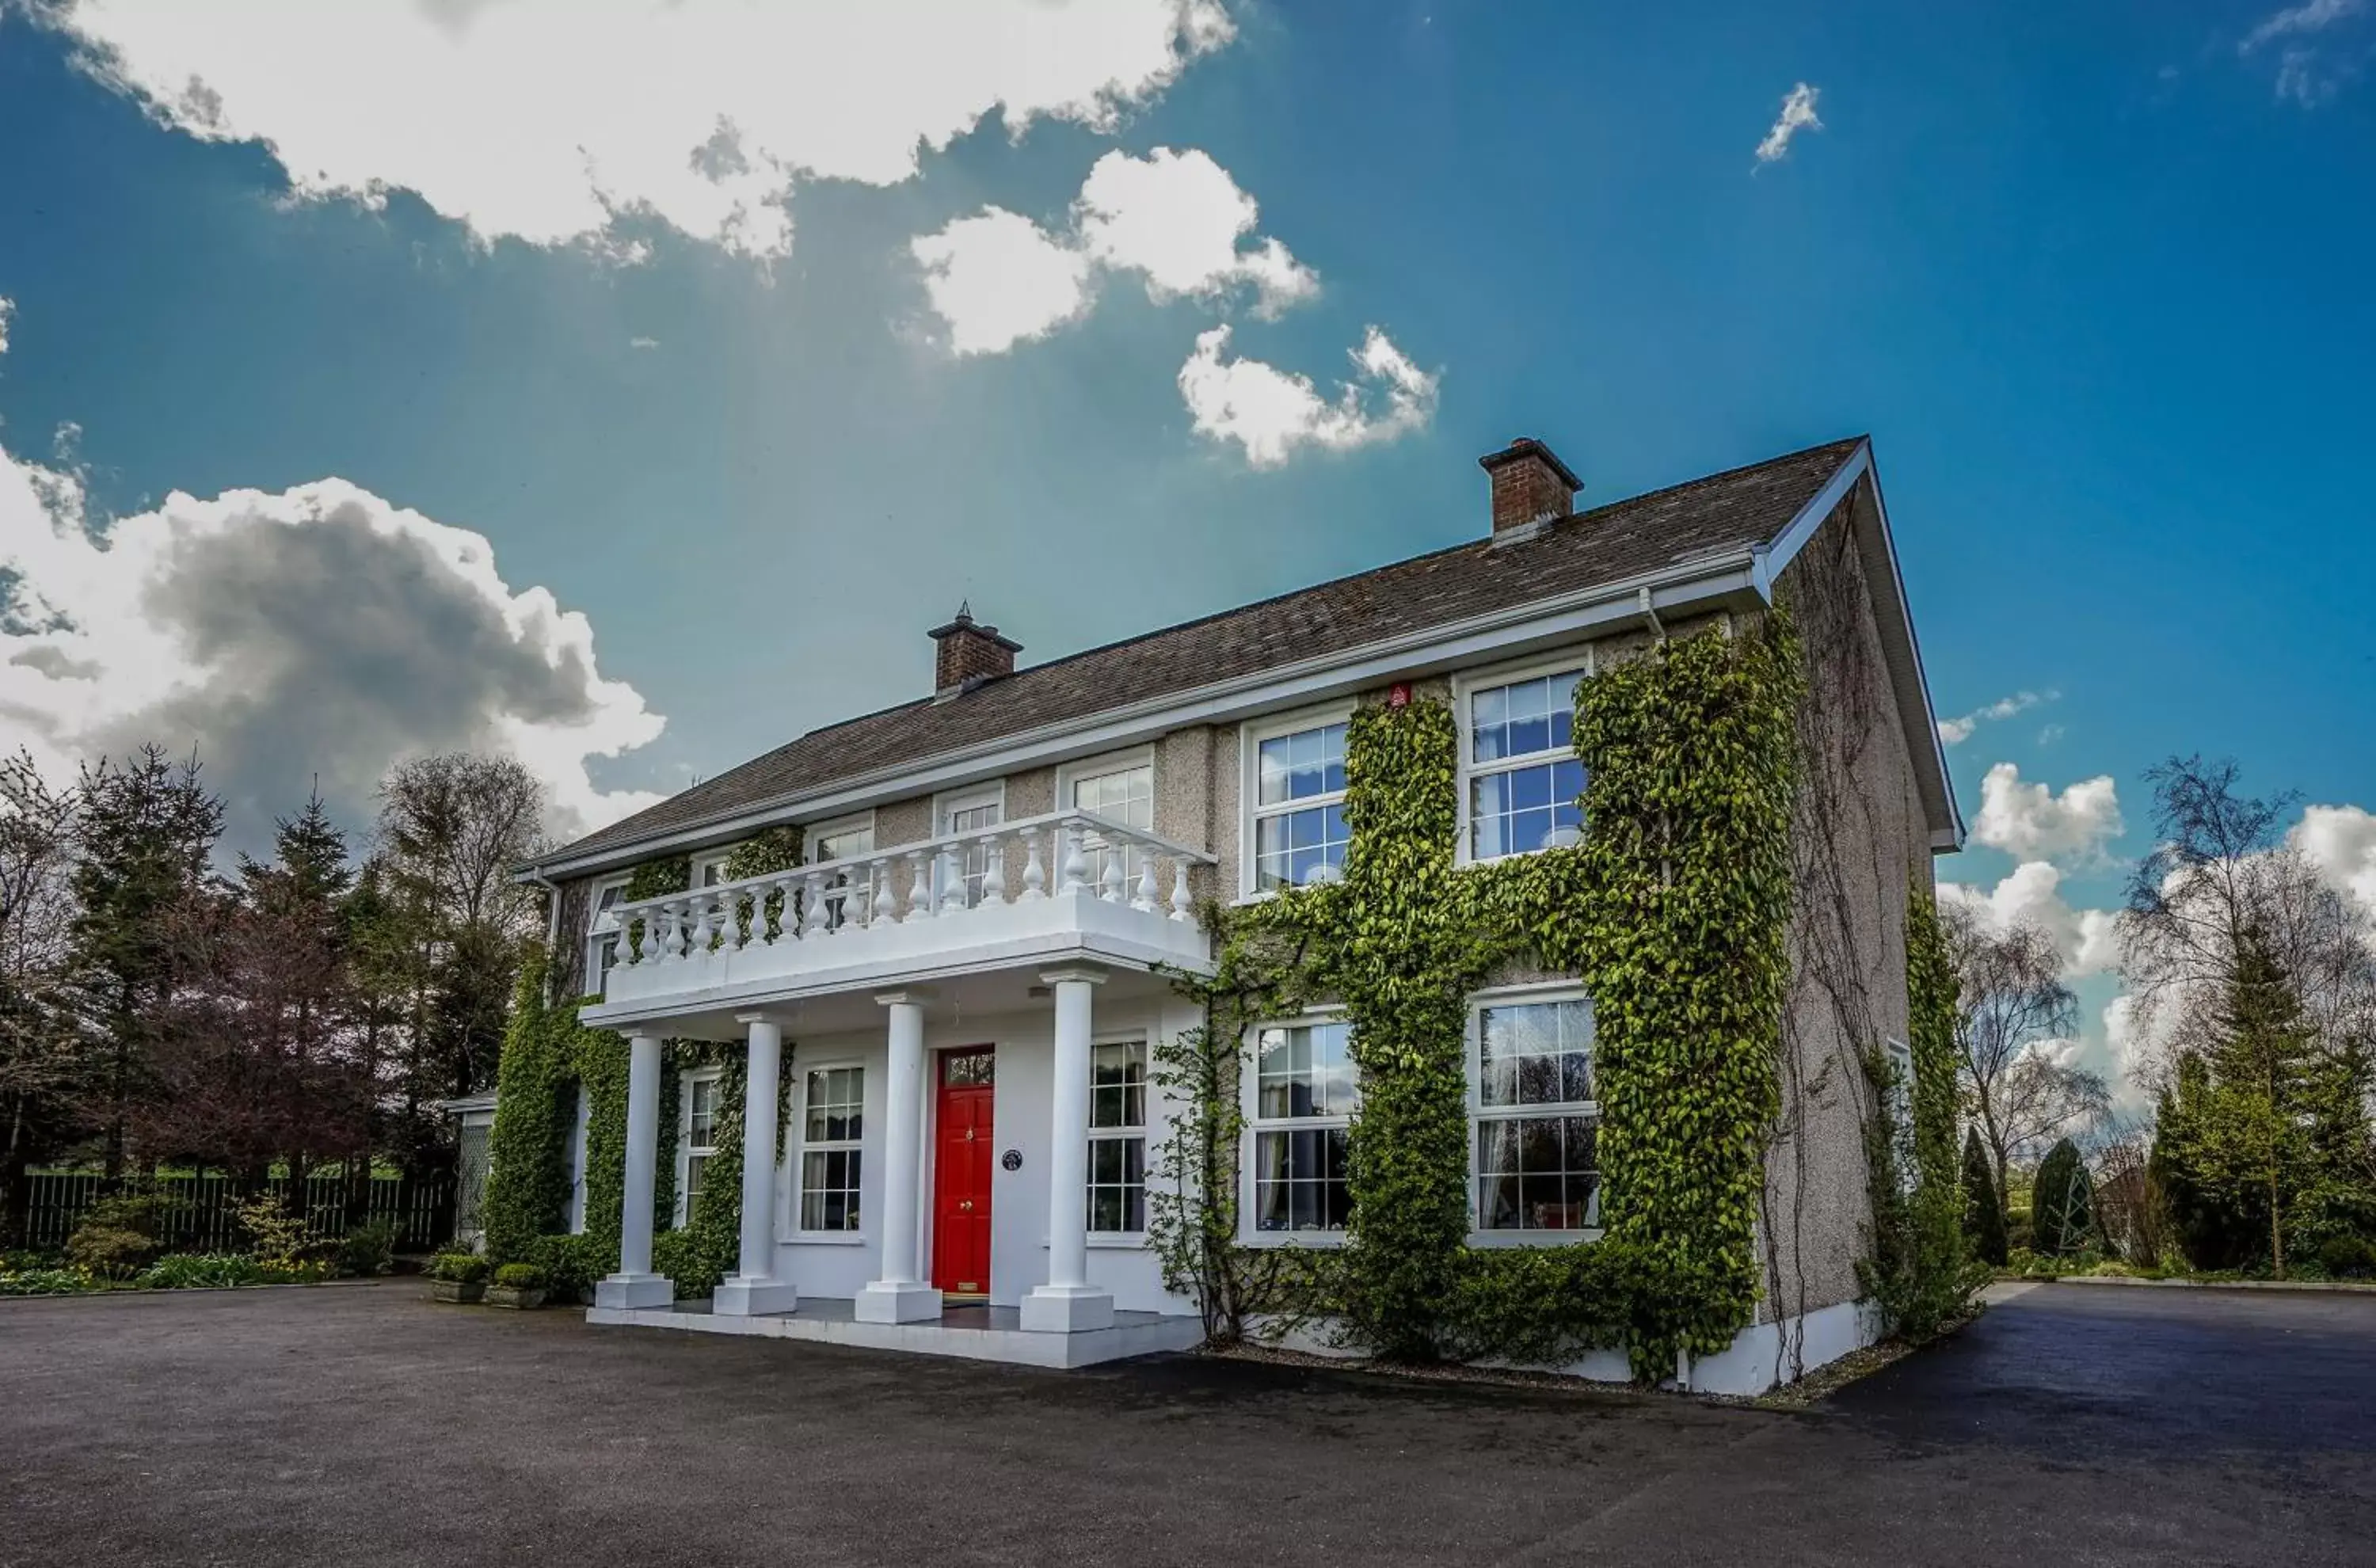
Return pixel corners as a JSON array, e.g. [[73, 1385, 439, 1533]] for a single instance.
[[932, 1049, 996, 1297]]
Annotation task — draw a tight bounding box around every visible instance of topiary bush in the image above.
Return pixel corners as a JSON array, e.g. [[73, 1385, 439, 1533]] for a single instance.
[[2315, 1233, 2376, 1281], [427, 1250, 489, 1284], [492, 1262, 546, 1290], [1962, 1128, 2009, 1267], [336, 1219, 398, 1278]]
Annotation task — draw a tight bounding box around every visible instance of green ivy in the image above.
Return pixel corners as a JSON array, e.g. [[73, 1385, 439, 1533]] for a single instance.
[[1175, 614, 1805, 1380]]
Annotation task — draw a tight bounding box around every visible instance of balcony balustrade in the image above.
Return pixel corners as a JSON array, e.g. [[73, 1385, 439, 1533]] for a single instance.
[[587, 810, 1214, 1016]]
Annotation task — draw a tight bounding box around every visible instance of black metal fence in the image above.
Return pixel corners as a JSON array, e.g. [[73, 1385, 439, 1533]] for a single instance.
[[18, 1170, 455, 1254]]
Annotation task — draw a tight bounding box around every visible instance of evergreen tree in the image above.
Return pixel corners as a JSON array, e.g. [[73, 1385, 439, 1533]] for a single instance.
[[2032, 1138, 2090, 1256], [1962, 1127, 2009, 1265], [67, 746, 224, 1179]]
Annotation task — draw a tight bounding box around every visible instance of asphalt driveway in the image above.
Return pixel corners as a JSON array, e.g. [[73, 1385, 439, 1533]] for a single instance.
[[2, 1280, 2371, 1566]]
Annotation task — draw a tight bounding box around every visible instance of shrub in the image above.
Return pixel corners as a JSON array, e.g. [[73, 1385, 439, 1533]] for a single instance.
[[0, 1265, 99, 1296], [2315, 1233, 2376, 1281], [492, 1263, 545, 1290], [234, 1193, 313, 1269], [652, 1224, 730, 1299], [65, 1190, 172, 1277], [1961, 1130, 2009, 1267], [529, 1234, 607, 1303], [427, 1250, 489, 1284], [336, 1219, 399, 1278]]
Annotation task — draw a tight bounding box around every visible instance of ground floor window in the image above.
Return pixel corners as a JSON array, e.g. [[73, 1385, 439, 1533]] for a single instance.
[[1087, 1039, 1147, 1234], [799, 1066, 864, 1232], [1472, 995, 1600, 1233], [1250, 1017, 1357, 1234], [676, 1069, 722, 1226]]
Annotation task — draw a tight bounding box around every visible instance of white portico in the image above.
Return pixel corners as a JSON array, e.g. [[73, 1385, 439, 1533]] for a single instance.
[[583, 812, 1214, 1365]]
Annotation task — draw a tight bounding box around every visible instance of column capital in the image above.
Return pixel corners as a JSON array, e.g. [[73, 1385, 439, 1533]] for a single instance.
[[873, 985, 939, 1009], [733, 1010, 785, 1029], [1038, 964, 1109, 988]]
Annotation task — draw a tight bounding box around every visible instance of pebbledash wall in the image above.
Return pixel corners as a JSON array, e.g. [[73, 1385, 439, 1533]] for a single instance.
[[532, 485, 1936, 1395]]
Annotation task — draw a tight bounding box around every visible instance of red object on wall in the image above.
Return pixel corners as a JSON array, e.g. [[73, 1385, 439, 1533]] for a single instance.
[[1388, 682, 1412, 709], [932, 1048, 996, 1297]]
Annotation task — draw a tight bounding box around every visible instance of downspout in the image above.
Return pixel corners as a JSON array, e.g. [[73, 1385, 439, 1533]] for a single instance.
[[526, 866, 562, 1007], [1635, 586, 1668, 642]]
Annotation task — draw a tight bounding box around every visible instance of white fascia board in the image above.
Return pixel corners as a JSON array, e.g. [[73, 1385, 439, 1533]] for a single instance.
[[524, 553, 1766, 882]]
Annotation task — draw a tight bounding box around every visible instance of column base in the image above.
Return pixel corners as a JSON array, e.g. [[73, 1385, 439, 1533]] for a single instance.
[[593, 1273, 676, 1310], [853, 1281, 945, 1324], [712, 1275, 798, 1317], [1019, 1283, 1114, 1334]]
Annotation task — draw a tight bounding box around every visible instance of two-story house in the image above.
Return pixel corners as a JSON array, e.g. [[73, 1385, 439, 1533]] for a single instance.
[[508, 432, 1961, 1391]]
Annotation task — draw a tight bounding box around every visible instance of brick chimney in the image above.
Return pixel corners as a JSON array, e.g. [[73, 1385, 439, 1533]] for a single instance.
[[928, 602, 1022, 695], [1479, 437, 1581, 538]]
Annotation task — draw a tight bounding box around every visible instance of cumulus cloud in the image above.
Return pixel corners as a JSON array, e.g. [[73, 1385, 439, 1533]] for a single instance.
[[2243, 0, 2363, 51], [2239, 0, 2367, 103], [0, 430, 663, 851], [1937, 861, 2122, 979], [2292, 803, 2376, 911], [909, 208, 1095, 356], [1177, 324, 1438, 468], [1754, 82, 1823, 164], [1971, 762, 2123, 864], [44, 0, 1233, 260], [909, 147, 1317, 355], [1937, 689, 2054, 747], [0, 296, 13, 356]]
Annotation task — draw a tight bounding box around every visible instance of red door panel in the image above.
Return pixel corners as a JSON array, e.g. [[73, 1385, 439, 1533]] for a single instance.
[[932, 1049, 995, 1296]]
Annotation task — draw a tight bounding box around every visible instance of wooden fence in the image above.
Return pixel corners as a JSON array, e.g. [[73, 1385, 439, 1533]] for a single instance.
[[18, 1170, 455, 1254]]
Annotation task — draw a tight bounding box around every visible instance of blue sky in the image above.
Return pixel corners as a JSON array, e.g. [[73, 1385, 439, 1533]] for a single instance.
[[0, 0, 2370, 1095]]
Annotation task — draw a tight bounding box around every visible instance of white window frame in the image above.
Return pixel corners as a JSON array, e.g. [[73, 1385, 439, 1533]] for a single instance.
[[790, 1060, 867, 1240], [1239, 1007, 1357, 1245], [1057, 745, 1156, 894], [805, 810, 877, 930], [932, 782, 1007, 908], [1454, 649, 1594, 868], [1467, 983, 1602, 1246], [691, 849, 737, 889], [674, 1066, 725, 1228], [1085, 1030, 1150, 1240], [1238, 702, 1356, 901], [584, 874, 631, 993]]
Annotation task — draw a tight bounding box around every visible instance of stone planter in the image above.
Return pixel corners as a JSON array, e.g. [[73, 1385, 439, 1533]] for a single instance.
[[428, 1278, 485, 1304], [485, 1285, 546, 1310]]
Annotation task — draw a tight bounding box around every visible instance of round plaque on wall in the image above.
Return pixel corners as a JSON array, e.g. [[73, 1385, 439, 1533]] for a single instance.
[[1001, 1148, 1022, 1171]]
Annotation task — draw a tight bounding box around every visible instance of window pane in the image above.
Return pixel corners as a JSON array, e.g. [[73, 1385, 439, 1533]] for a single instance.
[[1255, 804, 1350, 891], [1258, 723, 1346, 805], [1479, 999, 1594, 1109], [1255, 1022, 1357, 1119], [1252, 1127, 1350, 1233], [1471, 671, 1582, 766], [1090, 1041, 1145, 1129], [801, 1147, 862, 1232], [1475, 1113, 1597, 1231], [806, 1067, 863, 1141]]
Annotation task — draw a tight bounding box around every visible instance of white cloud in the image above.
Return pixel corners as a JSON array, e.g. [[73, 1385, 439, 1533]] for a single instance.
[[1177, 324, 1438, 468], [1754, 82, 1823, 164], [2291, 803, 2376, 912], [44, 0, 1234, 260], [908, 147, 1317, 355], [1075, 147, 1319, 317], [2243, 0, 2363, 51], [0, 296, 13, 356], [1938, 860, 2122, 979], [1971, 762, 2124, 863], [0, 427, 663, 848], [909, 208, 1094, 356], [1936, 689, 2054, 747]]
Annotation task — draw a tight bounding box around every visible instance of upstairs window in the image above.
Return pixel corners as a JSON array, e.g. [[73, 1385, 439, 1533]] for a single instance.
[[1064, 752, 1155, 893], [1464, 664, 1587, 862], [586, 877, 630, 988], [807, 815, 874, 929], [1251, 718, 1350, 892]]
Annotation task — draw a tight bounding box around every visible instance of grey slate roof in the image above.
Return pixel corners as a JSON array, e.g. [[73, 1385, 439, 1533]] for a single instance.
[[554, 436, 1866, 864]]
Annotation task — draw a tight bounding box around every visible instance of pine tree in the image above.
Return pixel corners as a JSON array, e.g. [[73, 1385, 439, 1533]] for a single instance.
[[1962, 1127, 2009, 1265], [2033, 1137, 2090, 1256], [2195, 929, 2325, 1276]]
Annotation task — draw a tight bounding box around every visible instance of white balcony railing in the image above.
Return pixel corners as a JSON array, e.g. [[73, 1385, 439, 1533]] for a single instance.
[[589, 810, 1214, 1009]]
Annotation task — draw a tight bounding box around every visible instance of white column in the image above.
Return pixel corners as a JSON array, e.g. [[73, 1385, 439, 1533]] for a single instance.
[[594, 1033, 675, 1310], [713, 1014, 798, 1316], [855, 987, 942, 1323], [1021, 965, 1114, 1333]]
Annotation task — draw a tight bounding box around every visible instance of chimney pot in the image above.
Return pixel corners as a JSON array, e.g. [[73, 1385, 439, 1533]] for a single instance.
[[1478, 436, 1582, 536], [927, 604, 1022, 695]]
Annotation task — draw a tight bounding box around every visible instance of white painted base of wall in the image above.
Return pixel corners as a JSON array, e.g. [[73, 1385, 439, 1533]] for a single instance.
[[593, 1273, 675, 1310], [854, 1282, 943, 1323], [1019, 1284, 1115, 1333], [712, 1276, 799, 1316], [587, 1297, 1203, 1369], [1253, 1298, 1881, 1398]]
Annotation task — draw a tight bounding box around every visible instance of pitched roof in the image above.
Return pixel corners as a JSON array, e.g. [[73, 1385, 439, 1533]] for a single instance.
[[554, 436, 1868, 864]]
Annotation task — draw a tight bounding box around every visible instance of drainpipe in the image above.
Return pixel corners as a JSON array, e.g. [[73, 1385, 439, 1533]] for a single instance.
[[525, 867, 562, 1007], [1635, 586, 1668, 642]]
